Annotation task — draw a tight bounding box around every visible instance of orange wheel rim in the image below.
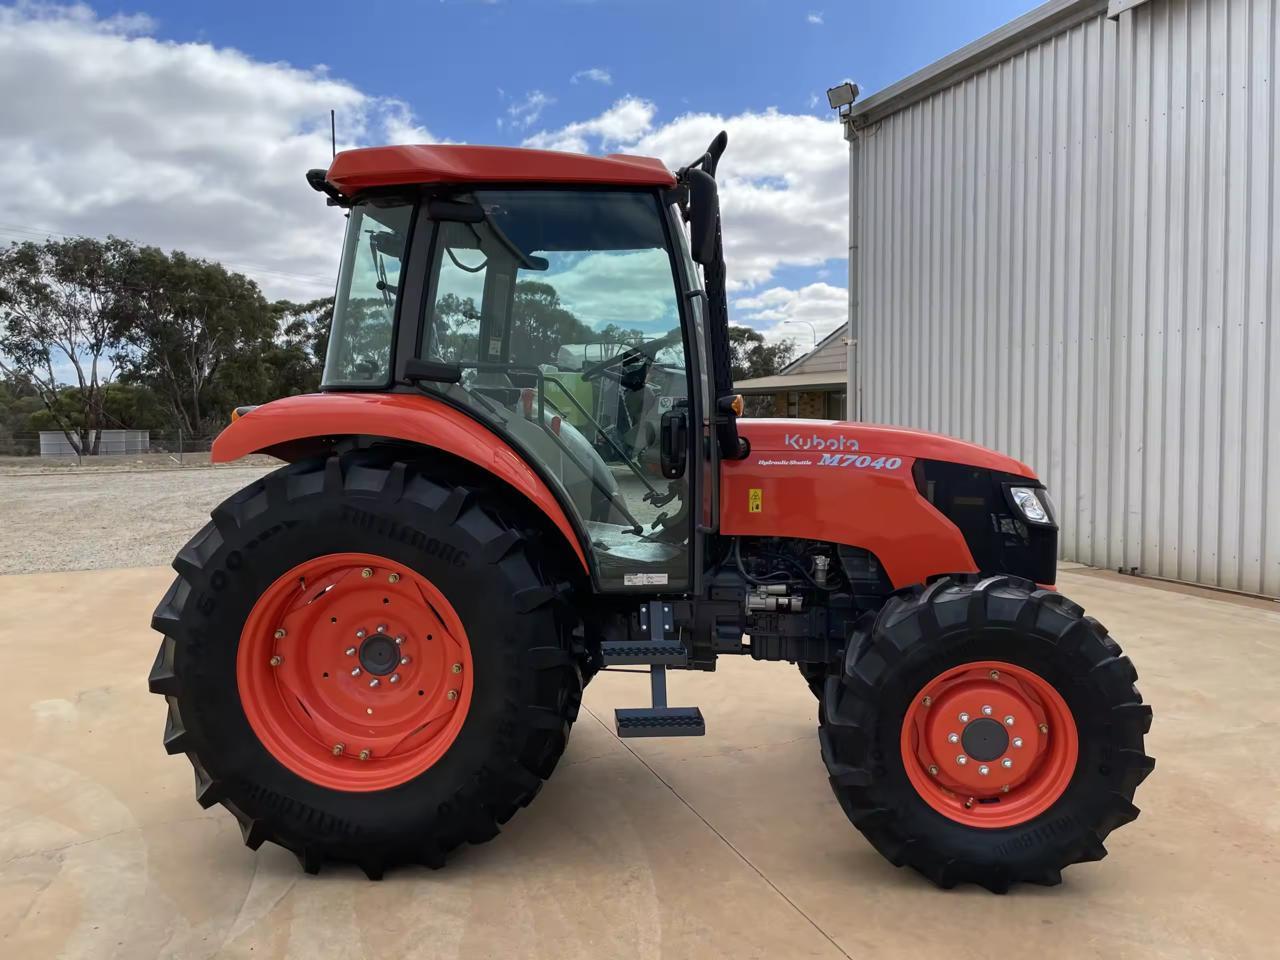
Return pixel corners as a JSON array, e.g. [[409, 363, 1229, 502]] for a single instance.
[[237, 552, 473, 792], [900, 660, 1078, 828]]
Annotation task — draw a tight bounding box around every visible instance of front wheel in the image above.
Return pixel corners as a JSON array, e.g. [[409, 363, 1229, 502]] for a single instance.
[[148, 454, 582, 878], [819, 574, 1154, 892]]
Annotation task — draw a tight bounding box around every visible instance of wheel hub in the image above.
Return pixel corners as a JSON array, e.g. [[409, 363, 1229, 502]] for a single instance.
[[359, 634, 400, 676], [960, 717, 1008, 762], [237, 552, 473, 792], [901, 660, 1078, 828]]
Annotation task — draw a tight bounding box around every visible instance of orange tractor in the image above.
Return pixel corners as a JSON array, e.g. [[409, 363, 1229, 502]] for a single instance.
[[149, 133, 1153, 891]]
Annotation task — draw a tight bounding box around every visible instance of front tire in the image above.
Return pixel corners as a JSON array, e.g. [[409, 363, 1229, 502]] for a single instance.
[[148, 454, 582, 878], [819, 574, 1154, 892]]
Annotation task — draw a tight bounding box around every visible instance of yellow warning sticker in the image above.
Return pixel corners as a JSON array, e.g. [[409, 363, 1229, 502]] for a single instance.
[[748, 488, 763, 513]]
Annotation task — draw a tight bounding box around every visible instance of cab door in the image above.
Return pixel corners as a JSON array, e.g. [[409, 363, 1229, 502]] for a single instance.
[[413, 188, 698, 593]]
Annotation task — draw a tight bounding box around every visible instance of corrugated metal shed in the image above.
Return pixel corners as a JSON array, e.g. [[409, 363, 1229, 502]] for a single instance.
[[848, 0, 1279, 596]]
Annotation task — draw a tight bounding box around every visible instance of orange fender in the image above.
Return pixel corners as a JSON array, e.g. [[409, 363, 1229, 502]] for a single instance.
[[212, 393, 588, 572]]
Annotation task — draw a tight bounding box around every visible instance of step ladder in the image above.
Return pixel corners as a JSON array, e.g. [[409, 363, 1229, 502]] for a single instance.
[[606, 601, 705, 739]]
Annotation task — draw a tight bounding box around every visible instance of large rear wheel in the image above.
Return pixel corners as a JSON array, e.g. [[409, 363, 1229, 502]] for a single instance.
[[819, 574, 1154, 892], [148, 453, 582, 877]]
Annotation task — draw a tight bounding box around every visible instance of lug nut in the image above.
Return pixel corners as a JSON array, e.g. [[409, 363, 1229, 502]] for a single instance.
[[389, 674, 400, 684], [356, 629, 366, 639], [1012, 737, 1024, 748], [1005, 715, 1016, 726], [368, 678, 380, 688], [928, 764, 939, 776], [376, 624, 387, 634], [1002, 758, 1013, 768], [361, 568, 373, 579], [958, 712, 970, 723], [388, 572, 400, 583], [978, 764, 990, 776], [989, 669, 1000, 680], [922, 695, 932, 706], [351, 667, 362, 677], [947, 732, 959, 744], [451, 662, 463, 674], [1039, 723, 1049, 734], [274, 628, 287, 639], [447, 689, 459, 701], [1001, 784, 1010, 793], [395, 635, 404, 645], [956, 755, 968, 766], [982, 704, 993, 716], [269, 655, 283, 667], [400, 656, 411, 665], [345, 646, 357, 656], [332, 743, 344, 756], [358, 749, 371, 761]]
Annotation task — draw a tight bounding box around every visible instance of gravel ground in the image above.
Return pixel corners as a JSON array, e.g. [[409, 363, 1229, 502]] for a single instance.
[[0, 465, 274, 575]]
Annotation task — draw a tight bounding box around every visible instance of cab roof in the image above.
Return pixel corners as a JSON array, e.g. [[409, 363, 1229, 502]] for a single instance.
[[325, 144, 676, 197]]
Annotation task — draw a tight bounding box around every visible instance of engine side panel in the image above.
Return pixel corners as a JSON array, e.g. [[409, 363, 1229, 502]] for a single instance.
[[722, 420, 1039, 588], [210, 392, 588, 572]]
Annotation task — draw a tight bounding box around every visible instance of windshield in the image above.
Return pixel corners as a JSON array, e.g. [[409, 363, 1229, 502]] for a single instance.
[[322, 202, 413, 387], [422, 189, 691, 590]]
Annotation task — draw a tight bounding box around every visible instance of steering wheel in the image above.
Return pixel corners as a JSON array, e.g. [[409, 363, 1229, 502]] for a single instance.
[[580, 330, 681, 383]]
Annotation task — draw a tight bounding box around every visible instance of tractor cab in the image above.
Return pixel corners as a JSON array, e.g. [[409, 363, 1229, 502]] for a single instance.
[[314, 142, 737, 594]]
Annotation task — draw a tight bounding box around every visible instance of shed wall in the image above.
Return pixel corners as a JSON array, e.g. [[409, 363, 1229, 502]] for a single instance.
[[854, 0, 1280, 595]]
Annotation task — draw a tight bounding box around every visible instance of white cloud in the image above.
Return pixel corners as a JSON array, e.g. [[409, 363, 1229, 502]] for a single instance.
[[0, 6, 851, 340], [526, 100, 848, 292], [734, 282, 847, 345], [807, 11, 824, 24], [523, 96, 657, 154], [507, 90, 555, 129], [570, 67, 612, 85], [0, 3, 434, 301]]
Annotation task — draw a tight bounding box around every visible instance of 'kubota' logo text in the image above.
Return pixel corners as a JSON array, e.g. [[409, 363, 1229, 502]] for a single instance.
[[784, 433, 860, 452]]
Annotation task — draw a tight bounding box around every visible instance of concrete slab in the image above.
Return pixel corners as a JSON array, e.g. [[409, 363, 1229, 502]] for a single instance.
[[0, 565, 1277, 959]]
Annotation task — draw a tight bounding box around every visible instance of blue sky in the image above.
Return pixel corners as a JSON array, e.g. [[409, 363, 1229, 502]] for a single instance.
[[1, 0, 1042, 345], [109, 0, 1038, 145]]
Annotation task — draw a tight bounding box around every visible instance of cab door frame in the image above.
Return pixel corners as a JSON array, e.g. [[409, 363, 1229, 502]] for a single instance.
[[390, 186, 707, 597]]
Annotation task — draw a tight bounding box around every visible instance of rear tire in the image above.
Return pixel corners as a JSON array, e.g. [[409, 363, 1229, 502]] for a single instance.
[[148, 453, 582, 878], [819, 574, 1154, 892]]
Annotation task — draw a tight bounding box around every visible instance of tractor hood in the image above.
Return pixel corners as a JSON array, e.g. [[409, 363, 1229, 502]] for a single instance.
[[736, 419, 1036, 478]]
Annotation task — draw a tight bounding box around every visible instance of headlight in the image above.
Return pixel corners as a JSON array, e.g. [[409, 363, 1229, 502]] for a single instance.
[[1009, 486, 1051, 524]]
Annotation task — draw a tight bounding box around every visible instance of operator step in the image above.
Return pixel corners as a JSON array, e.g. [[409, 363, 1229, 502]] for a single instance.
[[600, 640, 688, 666], [615, 706, 705, 738]]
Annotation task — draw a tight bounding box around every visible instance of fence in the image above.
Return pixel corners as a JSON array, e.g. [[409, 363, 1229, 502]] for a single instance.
[[0, 431, 219, 465]]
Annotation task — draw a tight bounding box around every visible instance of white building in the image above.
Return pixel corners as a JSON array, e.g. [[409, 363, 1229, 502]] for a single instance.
[[38, 429, 151, 457], [842, 0, 1279, 597]]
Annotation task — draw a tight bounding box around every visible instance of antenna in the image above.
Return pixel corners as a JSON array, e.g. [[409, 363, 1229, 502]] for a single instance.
[[330, 109, 336, 159]]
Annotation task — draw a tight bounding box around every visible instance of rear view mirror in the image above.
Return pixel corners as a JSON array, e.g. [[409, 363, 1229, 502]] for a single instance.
[[686, 168, 719, 265]]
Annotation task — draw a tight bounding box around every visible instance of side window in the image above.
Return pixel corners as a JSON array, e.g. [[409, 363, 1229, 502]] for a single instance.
[[425, 221, 486, 363], [322, 203, 411, 387]]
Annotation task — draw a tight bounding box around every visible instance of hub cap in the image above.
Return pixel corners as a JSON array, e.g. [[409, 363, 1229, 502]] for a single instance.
[[900, 660, 1078, 828], [237, 552, 473, 791]]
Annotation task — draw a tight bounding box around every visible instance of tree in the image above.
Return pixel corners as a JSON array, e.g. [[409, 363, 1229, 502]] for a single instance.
[[728, 325, 798, 417], [727, 325, 796, 381], [261, 297, 333, 397], [510, 281, 595, 363], [115, 247, 277, 436], [0, 237, 133, 454]]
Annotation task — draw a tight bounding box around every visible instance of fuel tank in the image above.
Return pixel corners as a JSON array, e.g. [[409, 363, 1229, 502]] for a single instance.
[[721, 420, 1048, 588]]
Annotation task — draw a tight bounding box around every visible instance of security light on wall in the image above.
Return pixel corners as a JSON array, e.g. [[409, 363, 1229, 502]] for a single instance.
[[826, 82, 860, 111]]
